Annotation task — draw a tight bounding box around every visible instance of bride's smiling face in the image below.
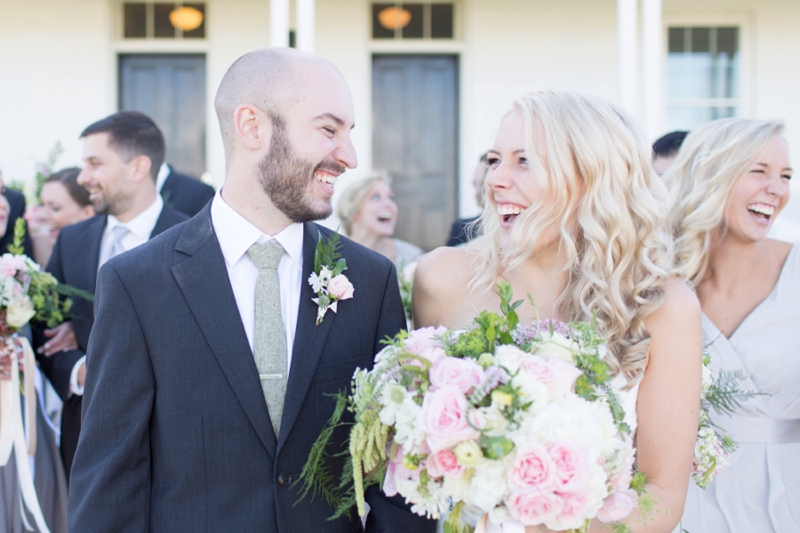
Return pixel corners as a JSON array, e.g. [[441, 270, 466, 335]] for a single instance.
[[485, 110, 547, 232]]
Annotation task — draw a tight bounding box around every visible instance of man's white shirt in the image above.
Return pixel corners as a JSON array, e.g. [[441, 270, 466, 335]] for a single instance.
[[71, 195, 165, 395], [210, 190, 303, 371]]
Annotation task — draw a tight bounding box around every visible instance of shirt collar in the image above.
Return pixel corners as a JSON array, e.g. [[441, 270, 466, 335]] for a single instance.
[[106, 195, 164, 239], [156, 162, 170, 194], [210, 190, 304, 271]]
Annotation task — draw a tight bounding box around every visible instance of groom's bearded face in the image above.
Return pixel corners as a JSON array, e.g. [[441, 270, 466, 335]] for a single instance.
[[258, 116, 344, 223]]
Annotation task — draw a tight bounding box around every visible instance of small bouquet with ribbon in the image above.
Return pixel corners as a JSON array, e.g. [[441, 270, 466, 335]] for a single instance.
[[0, 219, 89, 533], [297, 282, 649, 533]]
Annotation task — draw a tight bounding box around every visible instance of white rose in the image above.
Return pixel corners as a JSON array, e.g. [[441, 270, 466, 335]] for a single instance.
[[493, 344, 527, 373], [534, 332, 579, 364], [468, 458, 509, 512], [6, 301, 35, 329]]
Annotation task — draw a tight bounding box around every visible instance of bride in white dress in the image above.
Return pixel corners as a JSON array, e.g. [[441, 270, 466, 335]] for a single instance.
[[667, 117, 797, 532], [414, 91, 702, 533]]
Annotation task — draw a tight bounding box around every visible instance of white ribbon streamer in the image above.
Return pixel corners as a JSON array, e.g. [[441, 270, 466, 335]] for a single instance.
[[0, 336, 50, 533]]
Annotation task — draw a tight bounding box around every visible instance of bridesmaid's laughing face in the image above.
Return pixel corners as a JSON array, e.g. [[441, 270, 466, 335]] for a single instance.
[[723, 135, 792, 243]]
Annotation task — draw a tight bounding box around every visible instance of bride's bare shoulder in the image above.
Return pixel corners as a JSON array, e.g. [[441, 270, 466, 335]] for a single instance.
[[412, 244, 478, 327]]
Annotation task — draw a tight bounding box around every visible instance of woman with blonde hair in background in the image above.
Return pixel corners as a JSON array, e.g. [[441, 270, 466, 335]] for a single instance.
[[414, 91, 701, 532], [337, 174, 423, 267], [667, 117, 797, 532]]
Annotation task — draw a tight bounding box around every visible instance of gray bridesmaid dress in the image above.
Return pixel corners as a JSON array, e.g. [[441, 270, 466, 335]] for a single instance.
[[680, 244, 800, 532], [0, 368, 68, 533]]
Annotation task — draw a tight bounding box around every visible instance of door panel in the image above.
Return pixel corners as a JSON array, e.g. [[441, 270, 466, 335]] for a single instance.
[[372, 55, 458, 251], [119, 54, 206, 177]]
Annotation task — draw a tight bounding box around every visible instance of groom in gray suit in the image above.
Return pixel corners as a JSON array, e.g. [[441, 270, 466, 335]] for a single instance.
[[68, 49, 435, 532]]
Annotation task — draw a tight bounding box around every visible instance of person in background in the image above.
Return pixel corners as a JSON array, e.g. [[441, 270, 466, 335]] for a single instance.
[[0, 169, 34, 257], [29, 167, 94, 267], [652, 130, 688, 176], [667, 118, 797, 532], [446, 152, 488, 246], [337, 174, 423, 267], [156, 162, 215, 217], [35, 111, 187, 480], [0, 172, 68, 533]]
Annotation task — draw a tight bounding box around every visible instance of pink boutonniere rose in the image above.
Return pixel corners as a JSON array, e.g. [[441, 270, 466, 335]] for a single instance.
[[308, 232, 354, 325]]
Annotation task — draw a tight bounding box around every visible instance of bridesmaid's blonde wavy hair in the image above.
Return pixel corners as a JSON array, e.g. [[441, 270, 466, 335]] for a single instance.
[[665, 118, 785, 283], [472, 91, 674, 388]]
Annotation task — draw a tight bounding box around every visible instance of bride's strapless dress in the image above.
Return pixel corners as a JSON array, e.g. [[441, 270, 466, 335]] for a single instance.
[[435, 369, 640, 533]]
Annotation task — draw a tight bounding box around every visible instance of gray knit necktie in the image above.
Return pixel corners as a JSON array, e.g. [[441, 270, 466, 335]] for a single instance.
[[248, 240, 288, 436]]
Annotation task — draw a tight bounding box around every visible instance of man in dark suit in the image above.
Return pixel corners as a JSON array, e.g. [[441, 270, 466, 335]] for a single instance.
[[36, 111, 187, 479], [69, 48, 434, 532], [446, 152, 487, 246], [157, 162, 215, 217]]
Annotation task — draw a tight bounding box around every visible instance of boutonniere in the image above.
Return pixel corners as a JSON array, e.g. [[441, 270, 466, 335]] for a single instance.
[[308, 231, 354, 325]]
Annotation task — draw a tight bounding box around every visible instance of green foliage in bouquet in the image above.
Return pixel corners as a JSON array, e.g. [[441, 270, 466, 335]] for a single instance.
[[6, 218, 93, 328]]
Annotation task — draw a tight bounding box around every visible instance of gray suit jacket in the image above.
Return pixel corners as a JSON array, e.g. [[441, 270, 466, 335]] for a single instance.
[[68, 206, 435, 532]]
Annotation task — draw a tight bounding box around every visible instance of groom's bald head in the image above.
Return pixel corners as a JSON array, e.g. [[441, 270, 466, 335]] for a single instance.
[[214, 48, 343, 153]]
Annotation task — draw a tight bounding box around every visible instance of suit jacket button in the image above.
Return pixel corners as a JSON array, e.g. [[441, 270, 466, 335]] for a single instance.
[[277, 472, 292, 487]]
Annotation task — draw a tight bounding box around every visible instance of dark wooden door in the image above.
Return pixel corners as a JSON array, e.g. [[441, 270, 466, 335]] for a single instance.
[[372, 55, 458, 251], [119, 54, 206, 177]]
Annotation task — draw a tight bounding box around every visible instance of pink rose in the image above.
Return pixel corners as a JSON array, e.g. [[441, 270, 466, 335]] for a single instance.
[[597, 489, 637, 523], [404, 327, 447, 355], [426, 448, 463, 479], [429, 357, 485, 394], [520, 356, 582, 397], [327, 274, 354, 300], [420, 346, 447, 366], [553, 490, 594, 529], [508, 443, 556, 492], [548, 442, 588, 491], [506, 490, 563, 526], [383, 448, 418, 497], [419, 385, 479, 452]]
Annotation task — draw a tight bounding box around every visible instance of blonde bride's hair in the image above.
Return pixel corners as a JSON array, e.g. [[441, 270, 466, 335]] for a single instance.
[[472, 91, 674, 388], [665, 118, 785, 283]]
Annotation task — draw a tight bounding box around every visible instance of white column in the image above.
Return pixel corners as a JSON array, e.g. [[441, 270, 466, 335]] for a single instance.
[[641, 0, 665, 141], [270, 0, 290, 48], [296, 0, 315, 53], [617, 0, 639, 119]]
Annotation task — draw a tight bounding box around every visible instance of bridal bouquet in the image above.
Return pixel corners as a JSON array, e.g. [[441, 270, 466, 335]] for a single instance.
[[0, 219, 88, 533], [298, 282, 648, 533]]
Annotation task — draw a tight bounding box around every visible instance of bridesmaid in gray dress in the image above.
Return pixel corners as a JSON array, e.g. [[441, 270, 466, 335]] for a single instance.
[[667, 117, 797, 532]]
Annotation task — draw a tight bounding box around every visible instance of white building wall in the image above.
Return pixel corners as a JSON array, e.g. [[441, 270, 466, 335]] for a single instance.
[[0, 0, 112, 189], [1, 0, 799, 232]]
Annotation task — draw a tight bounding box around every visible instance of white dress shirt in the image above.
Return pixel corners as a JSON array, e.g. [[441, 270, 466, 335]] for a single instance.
[[98, 195, 164, 270], [210, 191, 304, 371], [156, 162, 171, 194], [72, 195, 165, 395]]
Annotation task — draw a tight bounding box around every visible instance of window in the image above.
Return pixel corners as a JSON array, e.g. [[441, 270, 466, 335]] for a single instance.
[[123, 3, 206, 39], [372, 3, 454, 40], [667, 26, 739, 130]]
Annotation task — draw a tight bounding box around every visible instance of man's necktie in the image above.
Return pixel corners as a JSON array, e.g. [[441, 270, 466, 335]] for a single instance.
[[247, 240, 288, 436], [107, 225, 130, 261]]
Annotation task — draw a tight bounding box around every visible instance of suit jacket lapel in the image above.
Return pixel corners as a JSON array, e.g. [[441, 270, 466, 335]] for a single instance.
[[172, 207, 277, 458], [85, 216, 106, 294], [278, 223, 337, 450]]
